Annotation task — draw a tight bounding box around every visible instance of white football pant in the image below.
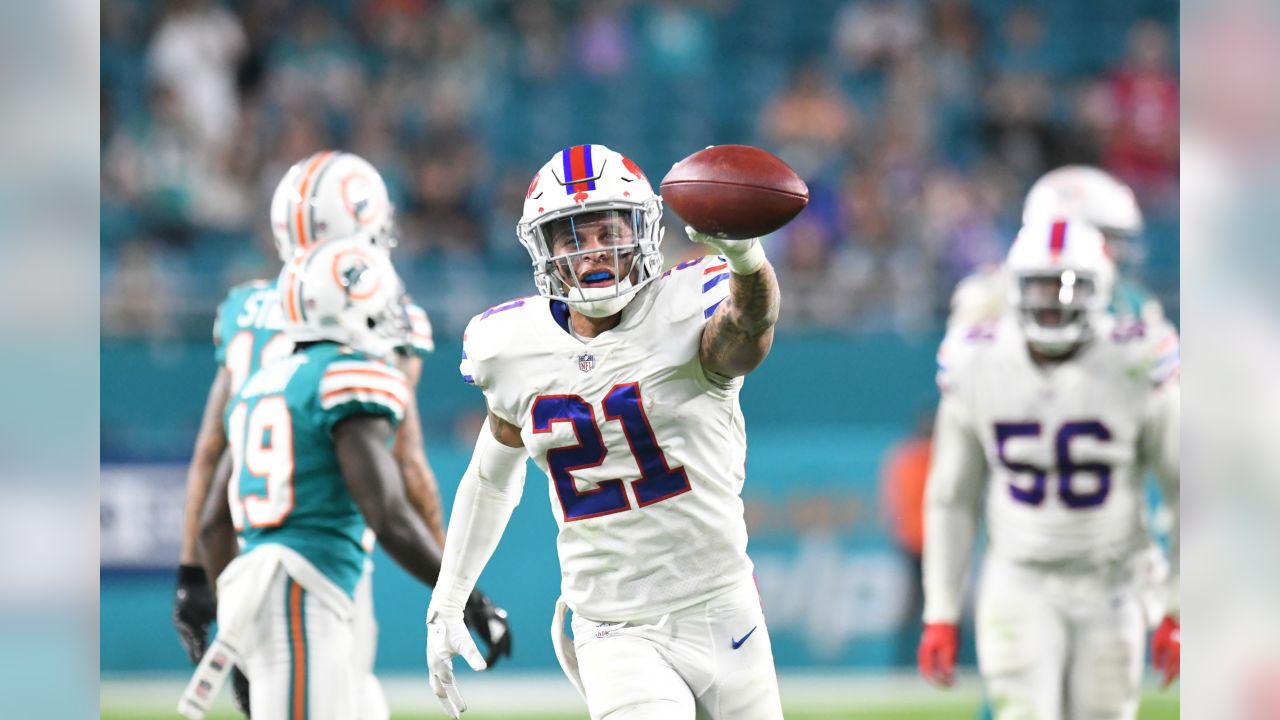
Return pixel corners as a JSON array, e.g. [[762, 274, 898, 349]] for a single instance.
[[976, 553, 1146, 720], [352, 559, 389, 720], [243, 572, 356, 720], [569, 578, 783, 720]]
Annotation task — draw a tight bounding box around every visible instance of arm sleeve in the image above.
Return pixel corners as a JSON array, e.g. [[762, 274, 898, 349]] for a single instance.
[[426, 419, 528, 615], [1141, 382, 1180, 616], [922, 394, 989, 624]]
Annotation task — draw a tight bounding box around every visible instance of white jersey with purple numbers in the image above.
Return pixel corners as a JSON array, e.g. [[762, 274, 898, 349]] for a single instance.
[[935, 314, 1180, 565], [460, 255, 753, 621]]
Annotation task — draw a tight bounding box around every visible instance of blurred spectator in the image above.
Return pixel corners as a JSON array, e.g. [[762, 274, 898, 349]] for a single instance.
[[263, 4, 364, 121], [879, 413, 933, 667], [510, 0, 567, 81], [1098, 20, 1180, 207], [574, 0, 633, 78], [102, 240, 183, 338], [834, 0, 925, 73], [760, 62, 860, 180], [982, 5, 1065, 180], [640, 0, 716, 77], [989, 4, 1063, 77], [145, 0, 247, 156], [100, 1, 1179, 340]]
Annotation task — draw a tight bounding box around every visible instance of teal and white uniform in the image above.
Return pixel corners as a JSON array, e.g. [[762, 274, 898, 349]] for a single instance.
[[218, 342, 410, 720], [211, 279, 430, 719], [225, 342, 409, 597]]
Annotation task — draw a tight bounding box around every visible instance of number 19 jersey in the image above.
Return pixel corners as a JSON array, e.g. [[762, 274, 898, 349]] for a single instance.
[[225, 342, 409, 597], [460, 256, 753, 621]]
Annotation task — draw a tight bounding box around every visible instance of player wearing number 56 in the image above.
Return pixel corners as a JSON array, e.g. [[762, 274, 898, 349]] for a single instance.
[[918, 219, 1180, 718], [426, 144, 798, 720]]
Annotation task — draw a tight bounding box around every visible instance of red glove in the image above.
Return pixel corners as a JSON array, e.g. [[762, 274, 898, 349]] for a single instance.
[[1151, 615, 1180, 688], [919, 622, 959, 687]]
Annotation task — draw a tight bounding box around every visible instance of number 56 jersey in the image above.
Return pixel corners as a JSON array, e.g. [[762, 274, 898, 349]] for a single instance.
[[932, 314, 1180, 568], [460, 256, 753, 621]]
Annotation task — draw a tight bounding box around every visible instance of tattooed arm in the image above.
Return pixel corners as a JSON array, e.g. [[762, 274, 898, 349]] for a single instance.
[[394, 352, 447, 548], [695, 231, 782, 378]]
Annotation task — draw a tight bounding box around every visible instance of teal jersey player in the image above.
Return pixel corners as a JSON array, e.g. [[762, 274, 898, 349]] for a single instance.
[[213, 279, 293, 393], [224, 342, 410, 597], [214, 278, 436, 393]]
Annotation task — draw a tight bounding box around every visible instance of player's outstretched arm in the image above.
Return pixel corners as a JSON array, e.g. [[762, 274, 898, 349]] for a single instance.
[[392, 353, 448, 548], [919, 395, 987, 687], [688, 227, 782, 378], [173, 370, 232, 663], [197, 450, 239, 589], [333, 414, 445, 587], [426, 412, 527, 718]]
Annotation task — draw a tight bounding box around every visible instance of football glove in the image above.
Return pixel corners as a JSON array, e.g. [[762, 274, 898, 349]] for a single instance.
[[918, 622, 959, 687], [464, 591, 513, 668], [426, 608, 487, 719], [173, 564, 217, 665], [1151, 615, 1180, 688], [230, 667, 251, 717], [684, 226, 767, 275]]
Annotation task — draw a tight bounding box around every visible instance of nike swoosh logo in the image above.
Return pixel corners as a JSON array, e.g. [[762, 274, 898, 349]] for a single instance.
[[731, 626, 757, 650]]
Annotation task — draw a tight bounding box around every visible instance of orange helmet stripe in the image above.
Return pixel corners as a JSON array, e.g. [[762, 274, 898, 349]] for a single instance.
[[293, 151, 337, 250]]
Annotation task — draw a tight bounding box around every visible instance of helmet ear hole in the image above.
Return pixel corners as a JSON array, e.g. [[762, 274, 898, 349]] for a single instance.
[[367, 317, 377, 329]]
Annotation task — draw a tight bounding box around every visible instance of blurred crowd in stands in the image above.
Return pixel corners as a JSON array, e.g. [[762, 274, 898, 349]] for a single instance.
[[101, 0, 1178, 339]]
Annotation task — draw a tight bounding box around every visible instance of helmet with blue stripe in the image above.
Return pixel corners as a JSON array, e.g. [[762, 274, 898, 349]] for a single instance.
[[516, 145, 665, 318]]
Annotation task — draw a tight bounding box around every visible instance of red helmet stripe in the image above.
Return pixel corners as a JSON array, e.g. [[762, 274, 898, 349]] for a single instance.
[[1049, 220, 1067, 260]]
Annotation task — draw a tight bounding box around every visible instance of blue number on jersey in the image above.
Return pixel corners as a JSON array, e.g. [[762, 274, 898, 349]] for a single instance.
[[995, 420, 1112, 508], [533, 382, 691, 521]]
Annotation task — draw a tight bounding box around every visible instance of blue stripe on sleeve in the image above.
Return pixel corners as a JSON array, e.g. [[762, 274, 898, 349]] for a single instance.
[[704, 298, 725, 319], [702, 272, 730, 293]]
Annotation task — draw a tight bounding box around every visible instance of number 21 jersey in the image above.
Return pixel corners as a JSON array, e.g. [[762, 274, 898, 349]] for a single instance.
[[460, 255, 753, 620]]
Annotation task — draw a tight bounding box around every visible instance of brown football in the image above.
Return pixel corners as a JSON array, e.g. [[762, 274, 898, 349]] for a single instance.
[[660, 145, 809, 240]]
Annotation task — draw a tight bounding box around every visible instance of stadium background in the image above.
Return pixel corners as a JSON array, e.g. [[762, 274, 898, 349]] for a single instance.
[[99, 0, 1179, 716]]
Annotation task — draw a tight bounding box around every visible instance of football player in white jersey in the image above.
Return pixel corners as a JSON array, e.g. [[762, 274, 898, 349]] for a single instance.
[[173, 151, 509, 718], [424, 144, 787, 720], [918, 219, 1180, 719], [948, 165, 1166, 330]]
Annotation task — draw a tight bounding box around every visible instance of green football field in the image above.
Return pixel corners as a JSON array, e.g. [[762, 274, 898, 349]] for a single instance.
[[100, 674, 1178, 719], [101, 696, 1179, 719]]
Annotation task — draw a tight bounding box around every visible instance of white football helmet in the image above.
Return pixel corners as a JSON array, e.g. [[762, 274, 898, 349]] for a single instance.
[[1006, 219, 1116, 356], [270, 151, 398, 262], [278, 234, 410, 358], [1022, 165, 1144, 263], [516, 144, 665, 318]]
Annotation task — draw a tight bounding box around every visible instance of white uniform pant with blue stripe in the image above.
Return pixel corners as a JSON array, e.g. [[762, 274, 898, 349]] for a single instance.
[[243, 572, 356, 720], [976, 554, 1147, 720], [567, 578, 783, 720]]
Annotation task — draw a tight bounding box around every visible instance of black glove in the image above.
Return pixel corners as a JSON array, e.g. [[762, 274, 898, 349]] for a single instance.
[[464, 591, 512, 667], [231, 666, 251, 717], [173, 564, 217, 665]]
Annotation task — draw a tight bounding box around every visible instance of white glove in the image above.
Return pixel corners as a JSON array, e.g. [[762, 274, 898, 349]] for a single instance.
[[426, 608, 487, 718], [684, 226, 767, 275]]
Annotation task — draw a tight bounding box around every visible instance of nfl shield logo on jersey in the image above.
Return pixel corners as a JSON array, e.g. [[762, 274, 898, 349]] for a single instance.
[[577, 352, 595, 373]]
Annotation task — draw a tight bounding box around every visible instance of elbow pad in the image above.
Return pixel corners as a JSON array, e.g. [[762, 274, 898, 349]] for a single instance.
[[428, 420, 527, 616]]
